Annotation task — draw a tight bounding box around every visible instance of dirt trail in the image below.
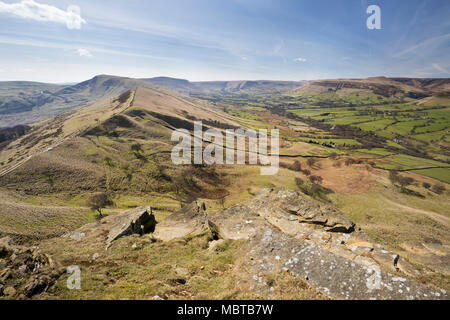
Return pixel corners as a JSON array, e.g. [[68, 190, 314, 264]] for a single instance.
[[0, 91, 136, 179], [0, 130, 82, 178], [387, 200, 450, 228]]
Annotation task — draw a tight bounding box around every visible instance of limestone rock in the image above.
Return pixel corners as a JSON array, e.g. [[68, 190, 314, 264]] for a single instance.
[[66, 206, 156, 249], [3, 286, 16, 297], [209, 189, 448, 300], [68, 232, 85, 242], [105, 206, 155, 248], [153, 201, 209, 241], [240, 228, 448, 300], [208, 204, 264, 240], [0, 242, 62, 299]]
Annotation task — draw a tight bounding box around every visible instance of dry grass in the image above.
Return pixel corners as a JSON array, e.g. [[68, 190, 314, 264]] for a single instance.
[[0, 188, 91, 242]]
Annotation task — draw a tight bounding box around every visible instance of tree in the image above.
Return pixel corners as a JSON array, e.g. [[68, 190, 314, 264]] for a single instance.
[[87, 192, 111, 217], [398, 176, 415, 188], [310, 183, 321, 195], [345, 158, 357, 166], [432, 184, 446, 195], [218, 196, 226, 209], [422, 182, 431, 189], [302, 169, 311, 176], [388, 170, 399, 185], [290, 160, 302, 172], [295, 177, 304, 187], [329, 152, 338, 160], [306, 158, 317, 168], [309, 175, 323, 184]]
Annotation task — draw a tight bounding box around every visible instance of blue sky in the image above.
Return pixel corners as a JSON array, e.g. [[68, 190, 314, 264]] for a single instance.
[[0, 0, 449, 83]]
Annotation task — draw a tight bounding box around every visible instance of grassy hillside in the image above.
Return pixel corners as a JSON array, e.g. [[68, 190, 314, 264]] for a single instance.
[[0, 75, 163, 128], [0, 77, 448, 299], [0, 87, 238, 202]]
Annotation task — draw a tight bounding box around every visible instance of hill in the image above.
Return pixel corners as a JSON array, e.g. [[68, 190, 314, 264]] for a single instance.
[[0, 81, 64, 115], [0, 86, 238, 203], [144, 77, 307, 96], [0, 75, 161, 128], [0, 79, 448, 300], [292, 77, 450, 100], [0, 76, 306, 128]]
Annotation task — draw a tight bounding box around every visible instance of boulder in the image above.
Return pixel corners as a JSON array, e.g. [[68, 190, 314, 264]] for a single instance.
[[153, 201, 209, 241], [105, 206, 156, 248], [65, 206, 156, 249], [208, 204, 265, 240]]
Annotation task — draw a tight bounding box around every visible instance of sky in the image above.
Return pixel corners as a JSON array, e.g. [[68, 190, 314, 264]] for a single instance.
[[0, 0, 449, 83]]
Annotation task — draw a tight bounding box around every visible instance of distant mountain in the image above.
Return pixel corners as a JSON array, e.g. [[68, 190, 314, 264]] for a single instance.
[[0, 81, 64, 115], [144, 77, 307, 95], [293, 77, 450, 99], [0, 75, 160, 128], [142, 77, 194, 92], [2, 75, 448, 128], [0, 75, 306, 128]]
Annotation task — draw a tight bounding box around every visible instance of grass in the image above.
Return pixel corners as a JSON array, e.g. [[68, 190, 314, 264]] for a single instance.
[[355, 119, 396, 132], [329, 183, 449, 261], [375, 154, 449, 170], [387, 120, 429, 135], [40, 233, 243, 299], [355, 148, 395, 157], [411, 168, 450, 184], [1, 83, 449, 298], [413, 130, 448, 142]]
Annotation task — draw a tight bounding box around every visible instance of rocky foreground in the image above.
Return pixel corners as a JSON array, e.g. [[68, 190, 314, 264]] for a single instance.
[[1, 189, 449, 300], [0, 237, 63, 299]]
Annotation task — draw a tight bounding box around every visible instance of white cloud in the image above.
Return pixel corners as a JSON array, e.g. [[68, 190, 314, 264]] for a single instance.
[[432, 63, 449, 74], [0, 0, 86, 29], [77, 48, 92, 57], [294, 57, 307, 63]]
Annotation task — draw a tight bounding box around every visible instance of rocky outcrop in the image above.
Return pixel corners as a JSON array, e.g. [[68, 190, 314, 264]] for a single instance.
[[239, 228, 446, 300], [105, 206, 155, 248], [65, 206, 155, 249], [254, 189, 355, 233], [153, 201, 209, 241], [207, 189, 448, 299], [153, 189, 447, 300], [57, 189, 448, 300], [0, 237, 63, 299]]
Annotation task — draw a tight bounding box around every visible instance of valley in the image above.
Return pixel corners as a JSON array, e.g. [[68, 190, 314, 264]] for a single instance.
[[0, 75, 449, 300]]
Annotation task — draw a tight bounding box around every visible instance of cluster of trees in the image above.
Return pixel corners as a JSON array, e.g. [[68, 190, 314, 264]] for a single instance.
[[295, 175, 333, 202], [388, 171, 415, 188], [422, 182, 446, 195], [115, 90, 132, 103], [278, 158, 332, 201], [280, 160, 314, 176], [389, 171, 446, 196]]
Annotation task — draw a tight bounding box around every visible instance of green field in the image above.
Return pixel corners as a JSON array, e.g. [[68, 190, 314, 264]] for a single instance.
[[411, 168, 450, 184], [375, 154, 449, 170]]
